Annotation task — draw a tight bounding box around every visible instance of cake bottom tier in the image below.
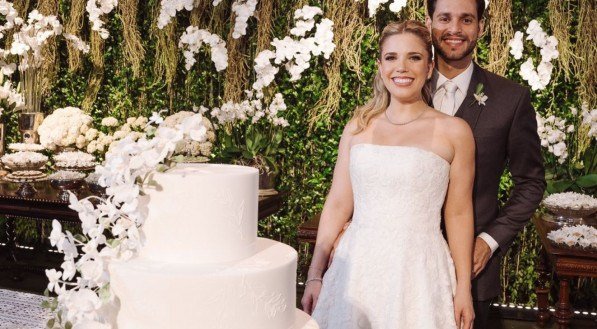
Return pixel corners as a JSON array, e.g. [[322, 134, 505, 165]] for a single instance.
[[110, 238, 317, 329]]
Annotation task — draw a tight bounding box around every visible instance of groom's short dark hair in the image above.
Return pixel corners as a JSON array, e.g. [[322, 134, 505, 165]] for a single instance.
[[426, 0, 486, 20]]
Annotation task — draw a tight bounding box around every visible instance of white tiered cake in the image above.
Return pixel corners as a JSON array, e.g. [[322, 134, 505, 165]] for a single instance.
[[109, 164, 318, 329]]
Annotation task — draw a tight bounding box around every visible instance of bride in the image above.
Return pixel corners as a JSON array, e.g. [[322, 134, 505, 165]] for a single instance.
[[301, 20, 475, 329]]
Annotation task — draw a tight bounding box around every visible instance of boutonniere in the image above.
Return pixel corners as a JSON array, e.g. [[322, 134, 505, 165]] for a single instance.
[[473, 83, 488, 106]]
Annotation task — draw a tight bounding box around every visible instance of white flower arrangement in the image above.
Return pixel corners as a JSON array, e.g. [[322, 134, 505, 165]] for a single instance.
[[100, 117, 118, 127], [0, 0, 23, 39], [86, 0, 118, 39], [231, 0, 258, 39], [10, 10, 88, 71], [252, 5, 335, 91], [54, 151, 97, 168], [157, 0, 194, 29], [178, 26, 228, 71], [8, 143, 44, 152], [543, 192, 597, 210], [87, 116, 150, 155], [363, 0, 408, 17], [162, 111, 216, 157], [577, 103, 597, 139], [38, 107, 94, 151], [547, 225, 597, 250], [45, 114, 209, 328], [208, 91, 289, 127], [48, 170, 86, 181], [508, 20, 559, 91], [1, 151, 48, 168], [536, 113, 571, 164]]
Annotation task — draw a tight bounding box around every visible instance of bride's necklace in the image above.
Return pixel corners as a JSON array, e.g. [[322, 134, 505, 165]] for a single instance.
[[384, 107, 426, 126]]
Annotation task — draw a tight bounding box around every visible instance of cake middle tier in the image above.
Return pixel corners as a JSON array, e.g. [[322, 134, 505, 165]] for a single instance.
[[110, 238, 298, 329], [138, 163, 258, 263]]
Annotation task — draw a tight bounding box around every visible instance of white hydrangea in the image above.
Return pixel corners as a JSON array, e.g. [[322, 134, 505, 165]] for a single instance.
[[178, 26, 228, 71], [231, 0, 258, 39], [536, 113, 569, 163], [38, 107, 94, 151], [101, 117, 118, 127], [157, 0, 194, 29], [86, 0, 118, 39]]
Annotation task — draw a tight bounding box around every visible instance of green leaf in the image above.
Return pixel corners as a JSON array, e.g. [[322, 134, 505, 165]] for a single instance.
[[41, 300, 51, 308], [43, 288, 50, 297], [46, 318, 55, 329], [65, 321, 73, 329], [547, 179, 575, 193], [99, 284, 111, 302], [73, 234, 88, 243], [576, 174, 597, 188]]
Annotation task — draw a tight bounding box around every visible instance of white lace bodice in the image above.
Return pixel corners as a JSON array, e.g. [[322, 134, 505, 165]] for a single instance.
[[350, 143, 450, 232]]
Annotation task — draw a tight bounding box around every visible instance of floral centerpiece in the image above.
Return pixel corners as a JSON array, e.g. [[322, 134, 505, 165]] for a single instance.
[[43, 112, 209, 328], [162, 110, 215, 161], [86, 116, 150, 158], [37, 107, 94, 151]]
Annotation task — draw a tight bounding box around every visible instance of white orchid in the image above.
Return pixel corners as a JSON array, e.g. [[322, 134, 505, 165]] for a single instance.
[[231, 0, 258, 39], [86, 0, 118, 39], [178, 26, 228, 71], [46, 269, 63, 293], [157, 0, 194, 29]]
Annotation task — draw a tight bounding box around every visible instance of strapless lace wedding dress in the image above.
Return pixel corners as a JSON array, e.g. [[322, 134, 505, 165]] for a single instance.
[[311, 143, 457, 329]]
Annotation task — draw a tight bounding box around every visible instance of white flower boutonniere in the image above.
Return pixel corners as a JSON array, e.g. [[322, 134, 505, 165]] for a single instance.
[[473, 83, 488, 106]]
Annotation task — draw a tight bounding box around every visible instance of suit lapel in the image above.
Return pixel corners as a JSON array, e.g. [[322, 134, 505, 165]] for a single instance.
[[454, 63, 486, 131]]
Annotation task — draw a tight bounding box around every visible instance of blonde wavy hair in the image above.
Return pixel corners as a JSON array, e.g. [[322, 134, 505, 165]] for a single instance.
[[352, 20, 433, 134]]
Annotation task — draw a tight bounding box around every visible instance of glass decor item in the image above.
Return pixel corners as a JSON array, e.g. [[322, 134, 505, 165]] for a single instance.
[[18, 66, 44, 144], [18, 112, 44, 144]]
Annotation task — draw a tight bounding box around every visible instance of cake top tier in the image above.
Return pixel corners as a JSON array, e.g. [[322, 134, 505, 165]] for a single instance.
[[164, 163, 258, 177]]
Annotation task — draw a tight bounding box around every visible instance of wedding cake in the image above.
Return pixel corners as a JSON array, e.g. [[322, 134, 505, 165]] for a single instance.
[[109, 163, 318, 329]]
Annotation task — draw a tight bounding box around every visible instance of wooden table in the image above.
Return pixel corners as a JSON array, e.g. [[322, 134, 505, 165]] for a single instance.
[[0, 179, 285, 275], [533, 215, 597, 328]]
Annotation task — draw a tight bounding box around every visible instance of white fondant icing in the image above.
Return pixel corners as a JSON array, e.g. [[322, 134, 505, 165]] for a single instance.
[[138, 163, 258, 264]]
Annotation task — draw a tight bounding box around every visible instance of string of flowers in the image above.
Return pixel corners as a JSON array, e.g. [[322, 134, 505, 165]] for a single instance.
[[157, 0, 194, 30], [359, 0, 408, 17], [508, 19, 559, 91], [0, 0, 22, 39], [86, 0, 119, 39], [44, 113, 209, 328], [252, 5, 335, 92], [231, 0, 258, 39], [178, 26, 228, 71], [536, 112, 572, 164]]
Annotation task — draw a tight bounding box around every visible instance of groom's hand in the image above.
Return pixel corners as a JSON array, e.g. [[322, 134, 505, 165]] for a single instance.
[[472, 237, 491, 278]]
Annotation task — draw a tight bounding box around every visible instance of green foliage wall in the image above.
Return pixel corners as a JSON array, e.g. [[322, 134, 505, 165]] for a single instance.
[[3, 0, 595, 308]]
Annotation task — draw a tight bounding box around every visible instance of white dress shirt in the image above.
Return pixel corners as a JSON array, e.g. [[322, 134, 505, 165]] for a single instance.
[[433, 63, 500, 256]]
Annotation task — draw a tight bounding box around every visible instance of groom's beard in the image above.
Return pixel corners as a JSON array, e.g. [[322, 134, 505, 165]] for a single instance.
[[432, 31, 477, 62]]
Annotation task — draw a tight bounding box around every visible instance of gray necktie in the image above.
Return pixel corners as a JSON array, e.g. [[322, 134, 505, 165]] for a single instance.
[[439, 81, 458, 115]]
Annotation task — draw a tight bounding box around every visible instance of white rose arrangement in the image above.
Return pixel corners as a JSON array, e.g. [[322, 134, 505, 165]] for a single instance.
[[38, 107, 94, 151]]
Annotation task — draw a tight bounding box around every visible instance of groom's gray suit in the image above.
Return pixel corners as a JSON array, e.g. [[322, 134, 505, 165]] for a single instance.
[[432, 63, 546, 301]]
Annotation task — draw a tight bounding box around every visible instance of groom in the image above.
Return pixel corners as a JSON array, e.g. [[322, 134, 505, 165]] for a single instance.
[[425, 0, 546, 327]]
